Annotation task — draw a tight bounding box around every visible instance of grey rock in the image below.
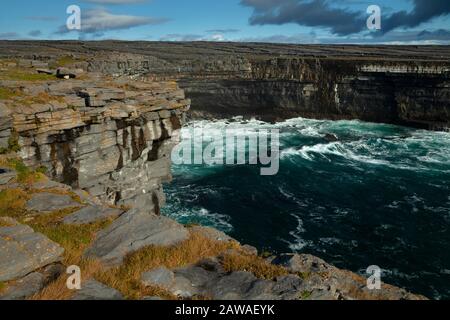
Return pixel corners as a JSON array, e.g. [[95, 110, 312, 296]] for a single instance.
[[72, 280, 123, 300], [189, 226, 233, 242], [36, 68, 54, 75], [0, 272, 45, 300], [271, 253, 332, 274], [32, 179, 72, 191], [141, 267, 175, 289], [85, 209, 189, 266], [63, 205, 123, 225], [0, 168, 16, 185], [26, 192, 81, 213], [0, 223, 64, 282]]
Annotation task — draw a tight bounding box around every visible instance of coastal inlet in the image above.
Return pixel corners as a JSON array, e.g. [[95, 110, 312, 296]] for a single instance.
[[163, 117, 450, 300]]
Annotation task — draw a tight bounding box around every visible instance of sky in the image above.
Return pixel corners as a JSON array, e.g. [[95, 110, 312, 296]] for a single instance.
[[0, 0, 449, 44]]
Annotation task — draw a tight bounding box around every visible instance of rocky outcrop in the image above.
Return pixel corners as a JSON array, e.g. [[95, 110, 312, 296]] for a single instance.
[[85, 208, 189, 266], [3, 41, 446, 130], [0, 220, 64, 282], [0, 68, 190, 212], [72, 280, 123, 300]]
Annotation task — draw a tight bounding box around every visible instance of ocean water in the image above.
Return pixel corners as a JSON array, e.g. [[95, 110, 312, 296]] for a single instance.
[[162, 117, 450, 299]]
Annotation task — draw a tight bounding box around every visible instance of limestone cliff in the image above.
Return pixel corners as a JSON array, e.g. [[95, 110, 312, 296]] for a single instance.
[[0, 62, 190, 211]]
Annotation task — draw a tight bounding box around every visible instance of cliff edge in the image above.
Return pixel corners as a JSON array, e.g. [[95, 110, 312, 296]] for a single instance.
[[0, 57, 426, 300]]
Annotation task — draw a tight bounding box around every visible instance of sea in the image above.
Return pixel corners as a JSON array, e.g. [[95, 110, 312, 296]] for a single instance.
[[162, 117, 450, 299]]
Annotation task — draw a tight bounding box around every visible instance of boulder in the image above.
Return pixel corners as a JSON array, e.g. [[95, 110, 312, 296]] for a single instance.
[[141, 267, 175, 289], [0, 272, 45, 300], [26, 192, 81, 213], [85, 209, 189, 266], [63, 205, 123, 225], [36, 69, 54, 75], [56, 67, 83, 79], [72, 280, 123, 300], [0, 223, 64, 282]]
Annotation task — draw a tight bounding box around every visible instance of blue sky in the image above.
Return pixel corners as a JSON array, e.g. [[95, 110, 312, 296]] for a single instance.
[[0, 0, 449, 44]]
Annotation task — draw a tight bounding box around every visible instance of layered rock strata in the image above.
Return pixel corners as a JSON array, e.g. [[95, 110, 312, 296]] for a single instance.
[[2, 41, 447, 130], [0, 74, 190, 210]]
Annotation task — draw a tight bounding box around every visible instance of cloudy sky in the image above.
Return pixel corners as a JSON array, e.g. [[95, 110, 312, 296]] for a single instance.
[[0, 0, 449, 44]]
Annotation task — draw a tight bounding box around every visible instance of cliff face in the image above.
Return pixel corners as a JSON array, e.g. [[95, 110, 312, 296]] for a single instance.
[[1, 41, 449, 130], [0, 65, 190, 211]]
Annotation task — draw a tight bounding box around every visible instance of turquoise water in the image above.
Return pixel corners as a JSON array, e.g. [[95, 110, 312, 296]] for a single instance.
[[162, 117, 450, 299]]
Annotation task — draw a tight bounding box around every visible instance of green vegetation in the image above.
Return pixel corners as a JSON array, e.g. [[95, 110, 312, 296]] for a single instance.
[[0, 188, 29, 218], [300, 291, 312, 300], [50, 55, 78, 68], [0, 87, 21, 100], [1, 68, 54, 82], [0, 131, 21, 155]]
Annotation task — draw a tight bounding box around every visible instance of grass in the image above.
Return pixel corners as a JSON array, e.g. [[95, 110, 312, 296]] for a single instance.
[[3, 158, 45, 184], [28, 209, 112, 265], [221, 252, 289, 280], [300, 291, 312, 300], [1, 68, 55, 82], [48, 55, 79, 69], [0, 87, 22, 100], [95, 231, 240, 300], [0, 188, 29, 219]]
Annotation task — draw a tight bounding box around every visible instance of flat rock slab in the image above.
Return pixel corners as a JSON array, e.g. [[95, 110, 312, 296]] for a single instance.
[[0, 224, 64, 282], [26, 192, 81, 213], [141, 267, 175, 289], [63, 205, 123, 225], [0, 272, 45, 300], [0, 168, 16, 185], [189, 226, 234, 242], [85, 209, 189, 266], [72, 280, 123, 300]]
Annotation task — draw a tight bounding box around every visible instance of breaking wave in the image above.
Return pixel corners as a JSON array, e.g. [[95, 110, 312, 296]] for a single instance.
[[162, 116, 450, 299]]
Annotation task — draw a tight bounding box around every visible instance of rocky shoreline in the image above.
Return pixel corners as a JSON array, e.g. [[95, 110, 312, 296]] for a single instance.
[[0, 55, 427, 300], [1, 41, 449, 131]]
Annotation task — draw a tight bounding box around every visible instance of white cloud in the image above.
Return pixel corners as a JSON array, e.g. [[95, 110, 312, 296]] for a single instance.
[[57, 8, 168, 34]]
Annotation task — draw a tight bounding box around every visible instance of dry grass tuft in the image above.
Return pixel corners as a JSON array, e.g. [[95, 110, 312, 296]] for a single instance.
[[221, 252, 289, 280], [30, 258, 103, 300], [95, 231, 240, 300], [0, 188, 29, 218]]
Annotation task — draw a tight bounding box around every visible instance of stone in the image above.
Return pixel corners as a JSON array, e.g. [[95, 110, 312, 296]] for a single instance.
[[141, 267, 175, 289], [31, 60, 48, 68], [36, 68, 54, 75], [0, 168, 16, 185], [0, 272, 45, 300], [63, 205, 124, 225], [31, 179, 72, 191], [189, 226, 233, 242], [0, 223, 64, 281], [26, 192, 81, 213], [324, 133, 339, 142], [72, 280, 123, 300], [56, 67, 82, 79], [85, 209, 189, 266]]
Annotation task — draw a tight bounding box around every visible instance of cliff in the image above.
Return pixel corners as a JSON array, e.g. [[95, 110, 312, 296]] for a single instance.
[[1, 41, 447, 130], [0, 54, 427, 300]]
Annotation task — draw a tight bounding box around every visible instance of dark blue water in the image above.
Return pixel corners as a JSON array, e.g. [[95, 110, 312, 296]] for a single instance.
[[162, 117, 450, 299]]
